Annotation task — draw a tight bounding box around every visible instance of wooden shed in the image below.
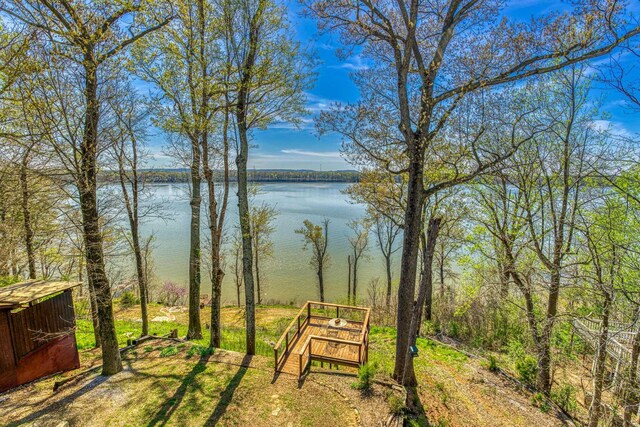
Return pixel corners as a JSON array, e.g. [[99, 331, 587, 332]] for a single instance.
[[0, 280, 81, 392]]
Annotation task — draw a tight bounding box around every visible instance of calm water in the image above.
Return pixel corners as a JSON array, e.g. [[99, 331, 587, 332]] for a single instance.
[[134, 183, 401, 305]]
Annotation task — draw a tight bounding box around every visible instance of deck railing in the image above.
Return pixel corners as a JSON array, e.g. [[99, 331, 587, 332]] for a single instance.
[[296, 301, 371, 379], [273, 302, 310, 370], [273, 301, 371, 378]]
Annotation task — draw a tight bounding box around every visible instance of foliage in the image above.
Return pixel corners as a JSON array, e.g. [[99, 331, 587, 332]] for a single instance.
[[187, 345, 214, 359], [531, 393, 550, 413], [506, 340, 538, 387], [551, 384, 577, 416], [160, 281, 187, 306], [515, 356, 538, 387], [159, 345, 179, 357], [486, 355, 499, 373], [119, 291, 139, 309], [0, 276, 19, 288], [352, 361, 378, 391]]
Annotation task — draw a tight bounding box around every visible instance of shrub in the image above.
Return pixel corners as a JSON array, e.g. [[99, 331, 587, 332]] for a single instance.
[[159, 345, 179, 357], [160, 281, 187, 306], [119, 291, 139, 309], [352, 362, 378, 391], [487, 355, 499, 372], [386, 391, 406, 415], [551, 384, 577, 415], [531, 392, 550, 413], [0, 276, 20, 288], [515, 355, 538, 387], [187, 345, 214, 358]]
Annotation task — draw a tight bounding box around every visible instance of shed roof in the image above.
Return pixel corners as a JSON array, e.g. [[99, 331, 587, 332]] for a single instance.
[[0, 280, 81, 309]]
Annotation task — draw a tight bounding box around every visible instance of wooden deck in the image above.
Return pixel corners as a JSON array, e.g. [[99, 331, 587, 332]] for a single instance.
[[273, 301, 370, 379]]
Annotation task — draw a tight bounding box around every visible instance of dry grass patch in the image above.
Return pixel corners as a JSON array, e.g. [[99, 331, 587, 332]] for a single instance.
[[0, 341, 376, 427]]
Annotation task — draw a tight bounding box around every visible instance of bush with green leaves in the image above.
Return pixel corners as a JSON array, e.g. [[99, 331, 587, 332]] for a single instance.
[[352, 362, 378, 391], [531, 392, 550, 413], [119, 291, 139, 309], [187, 345, 214, 358], [159, 345, 179, 357], [386, 391, 406, 415], [515, 355, 538, 387], [486, 355, 499, 372], [506, 340, 538, 387], [551, 384, 577, 415]]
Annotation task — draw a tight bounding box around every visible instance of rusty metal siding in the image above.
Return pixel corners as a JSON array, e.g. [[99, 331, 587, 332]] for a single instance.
[[9, 291, 76, 360]]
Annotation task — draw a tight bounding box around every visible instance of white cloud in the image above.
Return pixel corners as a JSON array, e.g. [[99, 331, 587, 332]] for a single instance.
[[281, 149, 341, 158], [328, 54, 369, 71], [589, 119, 633, 138]]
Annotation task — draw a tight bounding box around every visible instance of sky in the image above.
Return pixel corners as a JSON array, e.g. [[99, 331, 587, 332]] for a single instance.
[[146, 0, 640, 171]]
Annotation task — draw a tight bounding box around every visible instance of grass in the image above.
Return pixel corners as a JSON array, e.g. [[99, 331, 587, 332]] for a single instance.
[[0, 346, 362, 426], [74, 302, 285, 357], [3, 301, 571, 427], [368, 326, 467, 378]]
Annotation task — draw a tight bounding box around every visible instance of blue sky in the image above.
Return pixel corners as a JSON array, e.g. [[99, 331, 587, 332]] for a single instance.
[[146, 0, 640, 171]]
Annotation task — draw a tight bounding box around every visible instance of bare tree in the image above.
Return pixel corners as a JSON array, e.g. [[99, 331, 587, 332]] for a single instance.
[[250, 201, 277, 305], [108, 88, 154, 337], [296, 219, 330, 302], [348, 219, 369, 304], [371, 212, 401, 306]]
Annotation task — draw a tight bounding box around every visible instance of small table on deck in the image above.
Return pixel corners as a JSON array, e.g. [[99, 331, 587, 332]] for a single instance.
[[328, 317, 348, 328]]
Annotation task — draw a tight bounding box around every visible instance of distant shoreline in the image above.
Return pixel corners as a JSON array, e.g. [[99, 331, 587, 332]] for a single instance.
[[101, 169, 361, 183]]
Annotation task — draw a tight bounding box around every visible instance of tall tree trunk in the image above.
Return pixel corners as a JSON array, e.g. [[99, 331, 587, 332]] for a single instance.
[[588, 291, 611, 427], [205, 107, 230, 348], [317, 260, 325, 302], [237, 125, 255, 353], [19, 147, 36, 279], [439, 254, 445, 298], [385, 253, 392, 306], [88, 276, 101, 348], [352, 253, 358, 303], [402, 218, 440, 387], [235, 0, 266, 355], [420, 230, 436, 323], [537, 270, 561, 392], [624, 311, 640, 426], [347, 255, 352, 303], [187, 136, 203, 340], [117, 135, 149, 337], [255, 238, 262, 305], [81, 61, 121, 375], [394, 144, 425, 383]]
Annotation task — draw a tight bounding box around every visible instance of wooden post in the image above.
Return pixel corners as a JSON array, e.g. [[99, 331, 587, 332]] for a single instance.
[[299, 353, 302, 379], [286, 333, 289, 351], [297, 316, 300, 334], [337, 306, 339, 319], [274, 349, 278, 372], [307, 302, 311, 321]]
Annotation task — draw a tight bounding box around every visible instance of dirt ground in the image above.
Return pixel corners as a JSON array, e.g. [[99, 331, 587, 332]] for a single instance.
[[415, 354, 572, 427], [1, 305, 585, 426], [0, 341, 399, 427]]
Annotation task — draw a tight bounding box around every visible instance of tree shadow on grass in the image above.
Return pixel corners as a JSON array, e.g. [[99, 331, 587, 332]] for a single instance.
[[147, 352, 213, 427], [7, 375, 110, 427], [405, 386, 430, 426], [203, 354, 252, 426]]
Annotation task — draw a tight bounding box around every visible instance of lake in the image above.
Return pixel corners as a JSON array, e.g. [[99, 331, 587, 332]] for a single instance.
[[133, 182, 401, 305]]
